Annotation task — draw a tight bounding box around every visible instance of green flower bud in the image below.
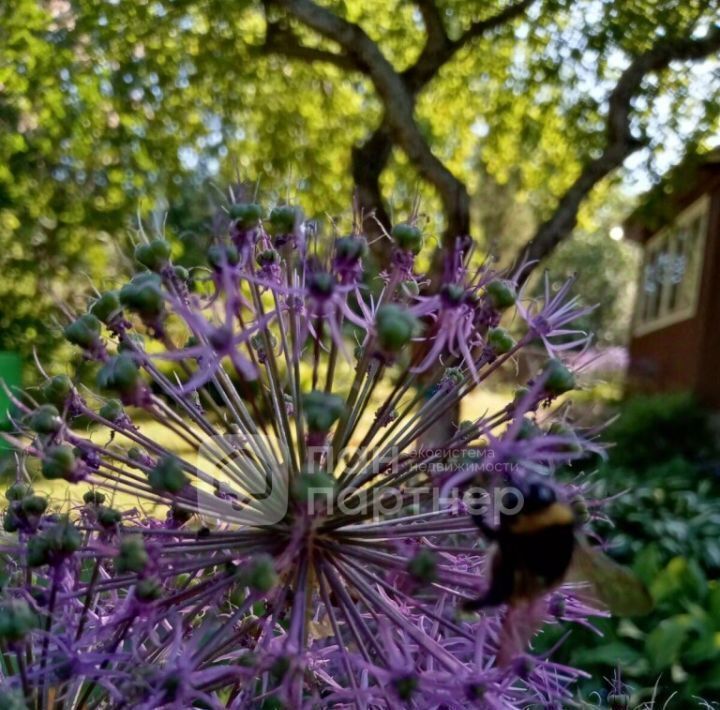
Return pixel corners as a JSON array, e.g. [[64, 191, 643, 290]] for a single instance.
[[99, 399, 124, 422], [229, 202, 263, 228], [135, 577, 163, 601], [487, 327, 515, 354], [240, 554, 278, 593], [41, 375, 72, 407], [41, 445, 76, 481], [97, 355, 141, 396], [28, 518, 81, 566], [21, 495, 48, 516], [307, 271, 334, 298], [115, 536, 149, 574], [52, 518, 82, 555], [408, 549, 437, 584], [548, 421, 571, 436], [208, 243, 240, 269], [64, 313, 101, 349], [173, 265, 189, 282], [268, 205, 299, 235], [5, 483, 33, 501], [400, 279, 420, 297], [27, 537, 50, 567], [119, 275, 164, 319], [443, 367, 464, 387], [29, 404, 63, 435], [98, 507, 123, 528], [134, 238, 171, 272], [458, 420, 477, 436], [118, 333, 144, 353], [516, 417, 541, 440], [335, 236, 367, 261], [391, 223, 423, 254], [542, 358, 575, 395], [291, 470, 335, 506], [375, 305, 419, 353], [441, 283, 465, 305], [3, 511, 20, 533], [127, 447, 146, 465], [148, 455, 188, 494], [0, 599, 36, 643], [302, 391, 345, 433], [257, 249, 279, 267], [83, 490, 106, 506], [485, 280, 517, 310], [513, 386, 530, 403], [90, 291, 122, 324]]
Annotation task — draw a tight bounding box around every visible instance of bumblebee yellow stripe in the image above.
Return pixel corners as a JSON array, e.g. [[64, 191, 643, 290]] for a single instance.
[[508, 502, 575, 533]]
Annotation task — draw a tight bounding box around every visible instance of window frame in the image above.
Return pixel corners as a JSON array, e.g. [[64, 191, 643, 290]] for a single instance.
[[633, 194, 709, 337]]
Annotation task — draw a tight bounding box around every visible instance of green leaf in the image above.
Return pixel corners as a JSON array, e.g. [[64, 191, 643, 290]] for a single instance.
[[645, 617, 691, 671]]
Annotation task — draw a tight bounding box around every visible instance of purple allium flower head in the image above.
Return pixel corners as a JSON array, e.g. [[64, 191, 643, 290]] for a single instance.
[[0, 198, 616, 708]]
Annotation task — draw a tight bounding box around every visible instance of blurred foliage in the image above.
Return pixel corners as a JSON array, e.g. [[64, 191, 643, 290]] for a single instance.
[[547, 394, 720, 704], [1, 0, 719, 365], [603, 392, 718, 468], [529, 195, 641, 345]]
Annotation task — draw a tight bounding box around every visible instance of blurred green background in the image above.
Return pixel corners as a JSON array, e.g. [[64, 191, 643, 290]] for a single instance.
[[4, 0, 719, 367], [2, 0, 720, 705]]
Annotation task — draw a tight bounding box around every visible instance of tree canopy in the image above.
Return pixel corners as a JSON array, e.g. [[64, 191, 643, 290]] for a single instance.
[[1, 0, 719, 359]]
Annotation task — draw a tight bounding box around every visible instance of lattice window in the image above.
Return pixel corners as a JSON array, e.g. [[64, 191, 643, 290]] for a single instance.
[[634, 195, 708, 336]]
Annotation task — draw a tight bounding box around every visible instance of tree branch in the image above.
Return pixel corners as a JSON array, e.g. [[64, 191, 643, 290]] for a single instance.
[[404, 0, 537, 90], [351, 122, 393, 237], [261, 17, 357, 70], [265, 0, 538, 243], [454, 0, 536, 49], [512, 23, 720, 280], [414, 0, 449, 55], [273, 0, 471, 241]]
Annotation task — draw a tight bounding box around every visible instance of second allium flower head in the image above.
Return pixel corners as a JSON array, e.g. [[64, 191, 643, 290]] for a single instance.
[[1, 198, 603, 708]]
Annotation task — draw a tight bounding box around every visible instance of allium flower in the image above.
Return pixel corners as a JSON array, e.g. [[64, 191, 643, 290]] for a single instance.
[[0, 198, 612, 708]]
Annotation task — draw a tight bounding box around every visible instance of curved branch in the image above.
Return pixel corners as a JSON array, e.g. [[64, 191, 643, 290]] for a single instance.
[[404, 0, 537, 90], [351, 122, 393, 235], [512, 23, 720, 280], [414, 0, 448, 54], [273, 0, 471, 241], [266, 0, 538, 242], [261, 21, 358, 70], [454, 0, 536, 48]]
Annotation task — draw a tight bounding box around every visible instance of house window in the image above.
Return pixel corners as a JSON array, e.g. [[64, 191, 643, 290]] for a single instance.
[[633, 195, 708, 336]]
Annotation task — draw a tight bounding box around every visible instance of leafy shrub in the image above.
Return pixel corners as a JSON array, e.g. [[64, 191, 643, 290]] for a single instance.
[[604, 392, 718, 470], [548, 394, 720, 704]]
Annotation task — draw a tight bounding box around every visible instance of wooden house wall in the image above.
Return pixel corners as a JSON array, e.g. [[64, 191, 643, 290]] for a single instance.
[[628, 184, 720, 406]]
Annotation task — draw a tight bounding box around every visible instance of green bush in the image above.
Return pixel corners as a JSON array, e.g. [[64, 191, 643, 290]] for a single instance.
[[549, 394, 720, 704], [603, 392, 718, 470]]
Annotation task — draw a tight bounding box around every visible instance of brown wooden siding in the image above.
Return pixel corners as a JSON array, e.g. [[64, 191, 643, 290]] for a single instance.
[[697, 189, 720, 407], [628, 186, 720, 407]]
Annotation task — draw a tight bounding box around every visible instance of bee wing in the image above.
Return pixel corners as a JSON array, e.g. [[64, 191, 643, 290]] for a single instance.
[[567, 535, 653, 617]]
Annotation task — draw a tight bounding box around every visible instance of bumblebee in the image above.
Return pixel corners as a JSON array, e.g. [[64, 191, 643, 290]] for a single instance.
[[463, 476, 653, 617]]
